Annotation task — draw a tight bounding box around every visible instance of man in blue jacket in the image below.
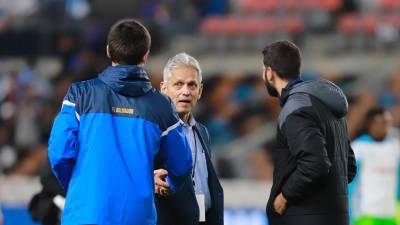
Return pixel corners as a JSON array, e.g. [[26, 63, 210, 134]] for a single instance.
[[48, 19, 192, 225], [154, 53, 224, 225]]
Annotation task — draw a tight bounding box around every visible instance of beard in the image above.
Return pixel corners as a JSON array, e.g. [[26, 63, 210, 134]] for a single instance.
[[265, 80, 279, 97]]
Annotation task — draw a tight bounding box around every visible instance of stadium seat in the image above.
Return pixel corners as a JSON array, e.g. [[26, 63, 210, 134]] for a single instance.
[[361, 14, 378, 34], [337, 13, 360, 34], [383, 14, 400, 30], [239, 0, 260, 14], [303, 0, 321, 11], [242, 17, 277, 37], [200, 16, 225, 37], [379, 0, 400, 11], [259, 0, 278, 12], [321, 0, 342, 12], [221, 17, 242, 37], [281, 0, 298, 12], [282, 16, 304, 35]]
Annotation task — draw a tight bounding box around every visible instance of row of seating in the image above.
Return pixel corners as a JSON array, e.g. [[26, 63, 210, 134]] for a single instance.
[[200, 13, 400, 37], [238, 0, 400, 13], [239, 0, 341, 13], [337, 13, 400, 34], [200, 16, 303, 37]]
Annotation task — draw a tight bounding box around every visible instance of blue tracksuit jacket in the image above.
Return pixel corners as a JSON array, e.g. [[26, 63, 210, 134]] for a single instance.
[[48, 65, 192, 225]]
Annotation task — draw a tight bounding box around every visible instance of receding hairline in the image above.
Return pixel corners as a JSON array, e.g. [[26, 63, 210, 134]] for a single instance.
[[163, 53, 202, 83], [165, 65, 202, 82]]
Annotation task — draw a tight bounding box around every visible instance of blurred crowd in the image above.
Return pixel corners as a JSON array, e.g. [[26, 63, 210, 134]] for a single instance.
[[0, 1, 399, 225], [0, 52, 399, 181], [0, 0, 399, 205]]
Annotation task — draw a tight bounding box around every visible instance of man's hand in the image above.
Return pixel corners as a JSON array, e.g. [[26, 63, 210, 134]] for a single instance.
[[273, 192, 288, 215], [154, 169, 171, 196]]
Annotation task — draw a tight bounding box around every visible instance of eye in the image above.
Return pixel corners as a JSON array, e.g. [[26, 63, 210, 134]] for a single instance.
[[188, 82, 198, 89], [173, 82, 184, 87]]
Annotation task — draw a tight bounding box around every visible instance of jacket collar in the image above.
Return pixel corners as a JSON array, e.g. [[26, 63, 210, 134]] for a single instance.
[[280, 76, 303, 106], [98, 65, 152, 97]]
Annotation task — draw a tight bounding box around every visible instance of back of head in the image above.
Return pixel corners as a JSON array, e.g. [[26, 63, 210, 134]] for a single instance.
[[107, 19, 151, 65], [262, 40, 301, 80]]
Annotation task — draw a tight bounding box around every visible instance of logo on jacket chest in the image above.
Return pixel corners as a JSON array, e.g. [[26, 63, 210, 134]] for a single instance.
[[112, 107, 135, 115]]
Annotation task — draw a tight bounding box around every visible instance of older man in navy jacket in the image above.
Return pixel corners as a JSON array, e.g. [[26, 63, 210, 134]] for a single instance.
[[154, 53, 224, 225]]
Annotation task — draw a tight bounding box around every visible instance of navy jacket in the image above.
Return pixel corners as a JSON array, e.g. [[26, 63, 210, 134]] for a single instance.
[[155, 123, 224, 225], [48, 65, 192, 225]]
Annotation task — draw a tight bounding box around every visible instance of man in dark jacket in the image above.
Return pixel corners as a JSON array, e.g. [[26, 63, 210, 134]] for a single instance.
[[154, 53, 224, 225], [261, 41, 357, 225]]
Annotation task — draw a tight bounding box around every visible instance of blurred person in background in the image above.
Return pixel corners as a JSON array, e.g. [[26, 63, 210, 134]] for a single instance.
[[249, 139, 276, 181], [48, 19, 192, 225], [0, 205, 3, 225], [261, 40, 357, 225], [350, 107, 399, 225], [154, 53, 223, 225], [28, 162, 66, 225]]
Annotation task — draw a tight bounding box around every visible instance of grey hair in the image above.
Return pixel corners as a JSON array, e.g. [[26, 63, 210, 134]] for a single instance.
[[163, 52, 202, 83]]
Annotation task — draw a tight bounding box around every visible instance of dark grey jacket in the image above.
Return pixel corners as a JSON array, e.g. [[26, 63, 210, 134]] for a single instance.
[[155, 122, 224, 225], [267, 79, 357, 225]]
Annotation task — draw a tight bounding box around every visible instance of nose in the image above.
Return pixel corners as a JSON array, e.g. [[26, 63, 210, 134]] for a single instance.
[[181, 85, 190, 96]]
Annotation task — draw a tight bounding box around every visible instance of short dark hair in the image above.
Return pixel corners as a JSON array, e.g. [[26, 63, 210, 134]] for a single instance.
[[262, 40, 301, 80], [107, 19, 151, 65], [366, 107, 385, 122]]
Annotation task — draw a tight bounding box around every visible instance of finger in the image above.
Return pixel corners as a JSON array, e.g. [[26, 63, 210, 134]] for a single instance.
[[275, 205, 283, 215], [159, 169, 168, 176], [155, 186, 161, 194], [157, 180, 170, 188], [155, 176, 169, 187], [154, 169, 168, 176]]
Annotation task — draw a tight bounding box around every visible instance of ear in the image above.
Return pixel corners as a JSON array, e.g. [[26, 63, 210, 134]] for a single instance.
[[198, 83, 203, 100], [106, 45, 111, 59], [160, 81, 167, 94], [266, 67, 274, 82], [142, 51, 150, 64]]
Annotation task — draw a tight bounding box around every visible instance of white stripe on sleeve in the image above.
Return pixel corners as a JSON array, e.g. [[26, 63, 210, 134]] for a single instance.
[[161, 121, 181, 137], [62, 100, 76, 107]]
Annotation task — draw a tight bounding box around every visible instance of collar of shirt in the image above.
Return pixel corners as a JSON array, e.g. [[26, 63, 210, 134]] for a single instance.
[[180, 114, 197, 128]]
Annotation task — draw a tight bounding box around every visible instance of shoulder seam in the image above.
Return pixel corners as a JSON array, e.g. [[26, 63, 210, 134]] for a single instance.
[[278, 93, 312, 129]]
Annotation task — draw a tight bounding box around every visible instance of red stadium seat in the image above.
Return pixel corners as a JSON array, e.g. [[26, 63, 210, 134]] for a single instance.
[[361, 14, 378, 34], [200, 16, 224, 37], [243, 17, 263, 36], [379, 0, 400, 11], [321, 0, 342, 12], [337, 13, 360, 34], [303, 0, 321, 11], [221, 17, 242, 37], [383, 14, 400, 30], [282, 16, 304, 34], [243, 17, 278, 36], [239, 0, 260, 13], [281, 0, 298, 11], [261, 17, 278, 33], [259, 0, 278, 12]]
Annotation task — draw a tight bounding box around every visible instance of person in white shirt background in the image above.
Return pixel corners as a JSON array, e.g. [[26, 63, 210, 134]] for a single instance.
[[350, 107, 400, 225]]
